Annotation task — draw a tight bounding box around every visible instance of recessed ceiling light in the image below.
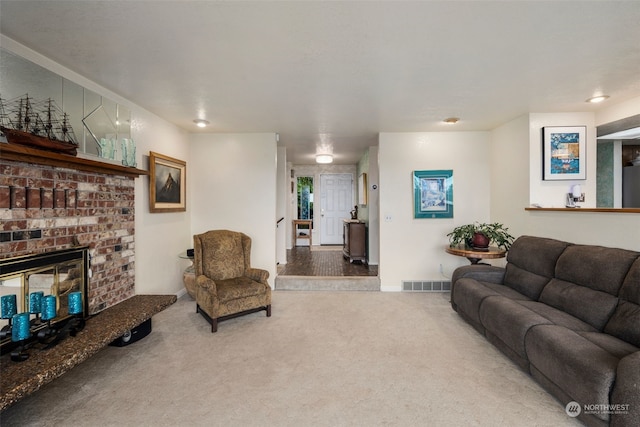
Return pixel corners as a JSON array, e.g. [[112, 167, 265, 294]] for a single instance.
[[586, 95, 609, 103], [193, 119, 210, 128], [443, 117, 460, 124], [316, 154, 333, 164]]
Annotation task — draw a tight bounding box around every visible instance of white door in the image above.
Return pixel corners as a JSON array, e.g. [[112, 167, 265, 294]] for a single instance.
[[320, 173, 353, 245]]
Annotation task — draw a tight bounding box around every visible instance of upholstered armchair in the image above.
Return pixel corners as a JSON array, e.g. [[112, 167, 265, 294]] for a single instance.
[[193, 230, 271, 332]]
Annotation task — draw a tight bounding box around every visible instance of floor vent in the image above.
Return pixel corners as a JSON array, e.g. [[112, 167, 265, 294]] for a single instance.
[[402, 280, 451, 292]]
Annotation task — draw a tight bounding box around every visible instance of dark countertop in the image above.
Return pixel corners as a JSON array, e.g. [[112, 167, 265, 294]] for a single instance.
[[0, 294, 176, 411]]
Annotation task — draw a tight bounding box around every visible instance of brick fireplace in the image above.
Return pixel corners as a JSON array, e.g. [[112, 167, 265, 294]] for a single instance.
[[0, 145, 146, 314]]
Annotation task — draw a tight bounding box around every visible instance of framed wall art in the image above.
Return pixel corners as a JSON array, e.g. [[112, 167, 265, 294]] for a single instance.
[[149, 151, 186, 213], [413, 169, 453, 219], [542, 126, 586, 180]]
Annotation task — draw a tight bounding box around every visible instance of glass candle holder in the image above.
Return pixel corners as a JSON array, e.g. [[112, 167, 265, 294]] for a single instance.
[[1, 294, 17, 319], [41, 295, 57, 321], [12, 312, 31, 342], [68, 292, 83, 315], [29, 291, 44, 314]]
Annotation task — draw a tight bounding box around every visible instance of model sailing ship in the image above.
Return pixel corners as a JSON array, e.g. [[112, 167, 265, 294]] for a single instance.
[[0, 94, 78, 155]]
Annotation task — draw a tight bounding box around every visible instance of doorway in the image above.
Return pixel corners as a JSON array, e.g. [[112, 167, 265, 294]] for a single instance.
[[319, 173, 353, 245]]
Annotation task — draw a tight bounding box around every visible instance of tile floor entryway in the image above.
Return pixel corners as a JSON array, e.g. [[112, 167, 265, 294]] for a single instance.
[[277, 246, 378, 276], [275, 246, 379, 291]]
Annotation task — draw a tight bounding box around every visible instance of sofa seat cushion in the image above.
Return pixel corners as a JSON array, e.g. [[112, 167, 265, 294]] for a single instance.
[[517, 301, 597, 332], [479, 296, 552, 359], [216, 277, 269, 303], [525, 325, 621, 423], [453, 278, 530, 325], [575, 331, 639, 359]]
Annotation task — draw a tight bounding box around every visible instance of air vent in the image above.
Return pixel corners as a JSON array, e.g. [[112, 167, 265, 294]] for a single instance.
[[402, 280, 451, 292]]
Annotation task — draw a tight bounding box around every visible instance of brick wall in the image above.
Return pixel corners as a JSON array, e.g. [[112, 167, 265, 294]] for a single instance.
[[0, 159, 136, 314]]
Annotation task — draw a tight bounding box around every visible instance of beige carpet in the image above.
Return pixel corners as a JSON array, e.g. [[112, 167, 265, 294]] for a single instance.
[[0, 292, 581, 427]]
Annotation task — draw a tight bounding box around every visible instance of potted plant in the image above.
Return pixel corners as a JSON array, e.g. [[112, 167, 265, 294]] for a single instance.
[[447, 222, 515, 251]]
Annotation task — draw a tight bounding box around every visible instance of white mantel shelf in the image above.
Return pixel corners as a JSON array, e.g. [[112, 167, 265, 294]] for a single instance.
[[0, 143, 148, 178], [525, 207, 640, 214]]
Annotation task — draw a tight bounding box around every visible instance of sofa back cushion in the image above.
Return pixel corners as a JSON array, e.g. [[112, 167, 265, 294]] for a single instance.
[[503, 236, 570, 300], [539, 278, 619, 330], [604, 257, 640, 347], [539, 245, 639, 331], [555, 244, 638, 295]]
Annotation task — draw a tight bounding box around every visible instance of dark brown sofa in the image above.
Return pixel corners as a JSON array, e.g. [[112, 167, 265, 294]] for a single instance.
[[451, 236, 640, 427]]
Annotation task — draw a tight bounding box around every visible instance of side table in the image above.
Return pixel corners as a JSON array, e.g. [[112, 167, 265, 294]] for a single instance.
[[445, 245, 506, 264], [292, 219, 312, 247], [179, 251, 196, 298]]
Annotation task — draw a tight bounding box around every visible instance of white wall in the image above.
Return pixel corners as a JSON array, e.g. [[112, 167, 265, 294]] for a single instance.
[[489, 114, 530, 241], [189, 133, 277, 285], [490, 111, 640, 252], [367, 146, 380, 265], [133, 111, 191, 296], [276, 147, 287, 265], [379, 132, 492, 291], [595, 95, 640, 126]]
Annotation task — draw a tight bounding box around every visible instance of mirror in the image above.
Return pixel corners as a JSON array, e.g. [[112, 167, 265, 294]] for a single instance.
[[0, 47, 131, 161]]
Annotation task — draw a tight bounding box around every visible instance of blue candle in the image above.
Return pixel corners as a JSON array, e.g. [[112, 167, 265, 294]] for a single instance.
[[41, 295, 57, 321], [30, 291, 44, 314], [68, 292, 83, 315], [1, 294, 17, 319], [12, 312, 31, 341]]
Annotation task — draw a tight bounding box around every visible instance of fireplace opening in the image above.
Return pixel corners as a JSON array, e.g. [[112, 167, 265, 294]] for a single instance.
[[0, 247, 89, 354]]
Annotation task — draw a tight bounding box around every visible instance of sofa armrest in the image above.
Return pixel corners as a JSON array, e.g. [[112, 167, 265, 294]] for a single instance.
[[245, 268, 270, 285], [451, 265, 505, 286], [611, 351, 640, 427]]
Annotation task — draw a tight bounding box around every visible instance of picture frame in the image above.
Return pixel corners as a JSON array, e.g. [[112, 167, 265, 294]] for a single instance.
[[413, 170, 453, 219], [542, 126, 586, 180], [149, 151, 186, 213], [358, 173, 367, 205]]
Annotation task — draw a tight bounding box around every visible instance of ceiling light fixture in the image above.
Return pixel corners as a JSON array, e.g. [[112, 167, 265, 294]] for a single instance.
[[443, 117, 460, 124], [193, 119, 210, 128], [316, 154, 333, 164], [586, 95, 609, 104]]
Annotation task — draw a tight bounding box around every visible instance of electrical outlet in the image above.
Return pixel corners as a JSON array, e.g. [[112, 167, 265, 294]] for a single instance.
[[384, 214, 392, 222], [575, 193, 585, 203]]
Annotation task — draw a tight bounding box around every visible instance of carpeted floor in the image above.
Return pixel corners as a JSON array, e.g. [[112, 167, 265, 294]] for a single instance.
[[0, 291, 581, 427]]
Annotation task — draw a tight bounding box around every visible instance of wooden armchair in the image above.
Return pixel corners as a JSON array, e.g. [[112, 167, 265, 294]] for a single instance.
[[193, 230, 271, 332]]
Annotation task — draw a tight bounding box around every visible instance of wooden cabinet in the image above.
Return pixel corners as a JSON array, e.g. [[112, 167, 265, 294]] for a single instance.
[[343, 220, 366, 263]]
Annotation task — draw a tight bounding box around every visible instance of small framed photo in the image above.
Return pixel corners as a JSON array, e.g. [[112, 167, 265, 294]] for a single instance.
[[413, 170, 453, 219], [149, 151, 186, 213], [542, 126, 586, 180]]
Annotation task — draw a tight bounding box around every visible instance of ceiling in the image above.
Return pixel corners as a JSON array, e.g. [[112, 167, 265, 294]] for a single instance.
[[1, 1, 639, 164]]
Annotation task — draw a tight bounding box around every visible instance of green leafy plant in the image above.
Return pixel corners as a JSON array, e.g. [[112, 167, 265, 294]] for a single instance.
[[447, 222, 515, 250]]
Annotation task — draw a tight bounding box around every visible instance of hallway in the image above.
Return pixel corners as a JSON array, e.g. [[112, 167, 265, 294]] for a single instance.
[[277, 246, 378, 277]]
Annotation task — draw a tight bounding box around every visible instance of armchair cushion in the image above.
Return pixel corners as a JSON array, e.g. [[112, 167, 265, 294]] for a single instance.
[[199, 230, 246, 280]]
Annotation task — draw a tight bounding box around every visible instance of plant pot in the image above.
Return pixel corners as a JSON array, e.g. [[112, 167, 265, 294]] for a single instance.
[[471, 232, 490, 250]]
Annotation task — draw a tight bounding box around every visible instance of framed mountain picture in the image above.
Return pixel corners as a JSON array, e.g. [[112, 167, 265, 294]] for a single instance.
[[149, 151, 186, 213]]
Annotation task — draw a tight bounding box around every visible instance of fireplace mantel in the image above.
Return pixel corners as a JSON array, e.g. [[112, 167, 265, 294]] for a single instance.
[[0, 143, 148, 178]]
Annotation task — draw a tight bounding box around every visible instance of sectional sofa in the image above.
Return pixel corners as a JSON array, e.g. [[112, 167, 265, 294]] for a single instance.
[[451, 235, 639, 427]]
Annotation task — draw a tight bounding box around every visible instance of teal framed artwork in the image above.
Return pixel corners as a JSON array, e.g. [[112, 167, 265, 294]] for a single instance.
[[413, 170, 453, 218]]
